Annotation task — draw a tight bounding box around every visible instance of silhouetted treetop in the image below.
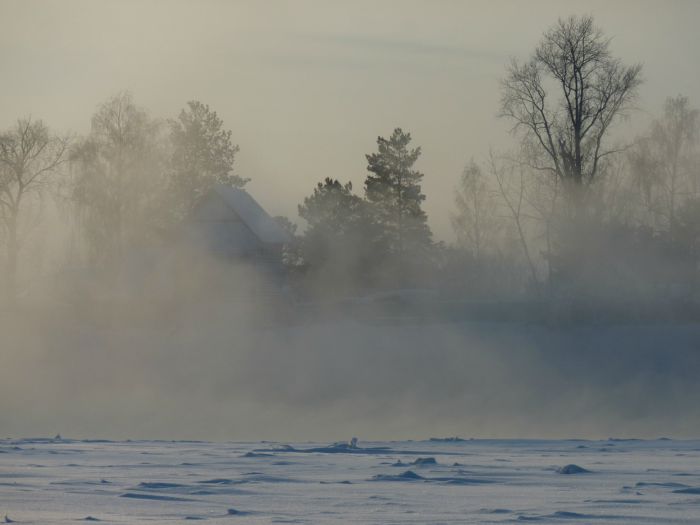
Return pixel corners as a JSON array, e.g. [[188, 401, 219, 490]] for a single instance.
[[364, 128, 431, 255], [500, 15, 642, 191]]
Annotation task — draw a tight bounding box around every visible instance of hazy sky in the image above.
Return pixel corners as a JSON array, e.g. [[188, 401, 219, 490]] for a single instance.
[[1, 0, 699, 239]]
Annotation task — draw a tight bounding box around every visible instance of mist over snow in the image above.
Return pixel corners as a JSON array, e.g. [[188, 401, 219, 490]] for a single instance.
[[2, 295, 700, 441]]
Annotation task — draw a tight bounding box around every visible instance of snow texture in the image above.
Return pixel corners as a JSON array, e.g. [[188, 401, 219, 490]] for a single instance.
[[1, 438, 700, 523]]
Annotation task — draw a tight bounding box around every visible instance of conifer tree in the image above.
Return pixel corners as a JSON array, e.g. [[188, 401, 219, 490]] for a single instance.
[[364, 128, 431, 257]]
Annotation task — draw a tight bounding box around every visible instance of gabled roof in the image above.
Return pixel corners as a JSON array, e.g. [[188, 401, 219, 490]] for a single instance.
[[211, 184, 292, 245]]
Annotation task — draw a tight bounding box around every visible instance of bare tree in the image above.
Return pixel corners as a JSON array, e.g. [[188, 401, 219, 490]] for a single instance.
[[500, 15, 642, 200], [451, 160, 502, 264], [629, 95, 699, 234], [0, 118, 69, 301], [519, 162, 561, 288], [488, 151, 541, 293], [70, 92, 165, 266]]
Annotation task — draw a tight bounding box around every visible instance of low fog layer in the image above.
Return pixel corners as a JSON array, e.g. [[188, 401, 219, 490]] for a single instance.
[[2, 288, 699, 441]]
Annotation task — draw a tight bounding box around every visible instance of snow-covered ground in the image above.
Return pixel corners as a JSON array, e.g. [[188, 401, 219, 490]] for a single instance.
[[2, 438, 700, 523]]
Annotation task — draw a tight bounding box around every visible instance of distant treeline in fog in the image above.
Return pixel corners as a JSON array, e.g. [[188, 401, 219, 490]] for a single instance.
[[0, 15, 699, 321]]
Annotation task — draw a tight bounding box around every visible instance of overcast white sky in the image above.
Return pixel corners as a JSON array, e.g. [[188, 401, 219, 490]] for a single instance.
[[1, 0, 699, 239]]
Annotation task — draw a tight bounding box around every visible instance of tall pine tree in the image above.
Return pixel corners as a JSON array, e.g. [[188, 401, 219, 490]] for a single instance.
[[364, 128, 431, 258]]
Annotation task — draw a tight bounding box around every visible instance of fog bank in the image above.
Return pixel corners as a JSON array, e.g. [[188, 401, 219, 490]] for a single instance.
[[2, 303, 698, 441]]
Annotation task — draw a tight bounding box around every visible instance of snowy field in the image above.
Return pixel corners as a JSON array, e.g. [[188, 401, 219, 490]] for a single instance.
[[2, 438, 700, 524]]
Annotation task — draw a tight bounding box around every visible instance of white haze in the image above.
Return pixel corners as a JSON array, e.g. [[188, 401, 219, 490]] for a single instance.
[[0, 1, 699, 442], [1, 255, 699, 442]]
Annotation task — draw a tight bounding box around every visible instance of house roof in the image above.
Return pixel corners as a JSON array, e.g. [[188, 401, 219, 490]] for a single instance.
[[211, 184, 292, 245]]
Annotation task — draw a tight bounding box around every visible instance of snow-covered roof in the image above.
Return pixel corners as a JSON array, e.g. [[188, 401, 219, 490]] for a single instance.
[[211, 184, 291, 245]]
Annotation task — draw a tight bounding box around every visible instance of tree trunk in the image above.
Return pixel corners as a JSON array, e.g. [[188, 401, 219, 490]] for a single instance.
[[5, 215, 18, 304]]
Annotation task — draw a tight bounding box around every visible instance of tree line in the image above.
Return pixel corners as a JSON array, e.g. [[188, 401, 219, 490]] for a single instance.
[[0, 15, 698, 315], [0, 92, 435, 302], [0, 94, 246, 302], [447, 16, 699, 314]]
